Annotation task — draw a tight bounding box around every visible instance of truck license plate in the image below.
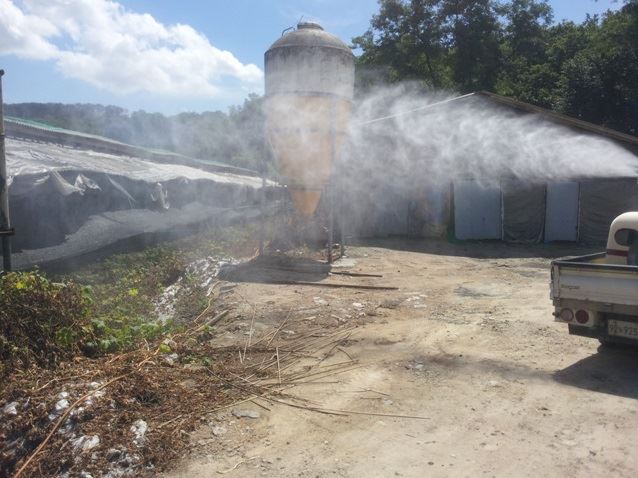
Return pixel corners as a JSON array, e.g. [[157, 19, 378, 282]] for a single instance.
[[608, 320, 638, 340]]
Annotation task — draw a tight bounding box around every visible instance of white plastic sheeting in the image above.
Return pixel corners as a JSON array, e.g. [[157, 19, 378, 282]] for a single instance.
[[6, 138, 263, 189], [3, 138, 270, 255]]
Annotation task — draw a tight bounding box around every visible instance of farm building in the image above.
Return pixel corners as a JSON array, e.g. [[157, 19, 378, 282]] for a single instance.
[[2, 117, 272, 269], [351, 91, 638, 245]]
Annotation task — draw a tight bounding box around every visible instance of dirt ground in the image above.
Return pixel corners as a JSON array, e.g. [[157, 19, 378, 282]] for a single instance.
[[163, 239, 638, 478]]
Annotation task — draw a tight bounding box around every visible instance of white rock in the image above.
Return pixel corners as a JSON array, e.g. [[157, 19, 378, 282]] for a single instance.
[[352, 302, 364, 309], [212, 426, 227, 437], [163, 353, 179, 366]]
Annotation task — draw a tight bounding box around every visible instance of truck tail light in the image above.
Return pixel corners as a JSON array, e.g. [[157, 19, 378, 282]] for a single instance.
[[575, 310, 589, 324], [560, 309, 574, 322]]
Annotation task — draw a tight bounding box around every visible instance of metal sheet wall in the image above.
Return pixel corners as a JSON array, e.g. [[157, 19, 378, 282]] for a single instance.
[[454, 180, 502, 240], [545, 182, 580, 242]]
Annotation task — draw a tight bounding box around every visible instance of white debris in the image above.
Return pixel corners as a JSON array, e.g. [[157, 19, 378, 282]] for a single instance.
[[49, 393, 70, 421], [352, 302, 364, 309], [84, 384, 106, 407], [3, 401, 19, 416], [232, 409, 261, 419], [314, 297, 328, 306], [130, 419, 148, 446], [72, 435, 100, 452], [55, 398, 70, 411]]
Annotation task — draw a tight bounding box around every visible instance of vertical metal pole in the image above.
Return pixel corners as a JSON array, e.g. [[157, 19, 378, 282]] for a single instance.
[[327, 183, 334, 264], [0, 70, 12, 272], [339, 172, 345, 259], [259, 138, 267, 257], [327, 101, 336, 264]]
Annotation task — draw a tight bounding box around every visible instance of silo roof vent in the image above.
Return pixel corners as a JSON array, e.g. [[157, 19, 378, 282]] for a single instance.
[[297, 21, 324, 31]]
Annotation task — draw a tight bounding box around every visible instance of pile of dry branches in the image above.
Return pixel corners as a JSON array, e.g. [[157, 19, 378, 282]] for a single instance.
[[1, 305, 359, 478]]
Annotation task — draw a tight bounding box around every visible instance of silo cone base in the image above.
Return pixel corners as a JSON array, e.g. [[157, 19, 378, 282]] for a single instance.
[[289, 189, 322, 217]]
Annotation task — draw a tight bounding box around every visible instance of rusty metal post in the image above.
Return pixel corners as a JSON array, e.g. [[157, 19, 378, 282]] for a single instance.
[[0, 70, 12, 272]]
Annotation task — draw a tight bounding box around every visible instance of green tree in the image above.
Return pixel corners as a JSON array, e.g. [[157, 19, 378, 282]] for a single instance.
[[439, 0, 503, 92], [352, 0, 447, 89], [556, 3, 638, 134], [497, 0, 555, 106]]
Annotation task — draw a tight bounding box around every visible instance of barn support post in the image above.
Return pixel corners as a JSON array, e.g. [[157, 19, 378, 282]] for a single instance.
[[0, 70, 13, 272]]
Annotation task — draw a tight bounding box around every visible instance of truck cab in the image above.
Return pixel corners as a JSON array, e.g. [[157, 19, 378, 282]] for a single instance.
[[605, 212, 638, 265], [551, 212, 638, 345]]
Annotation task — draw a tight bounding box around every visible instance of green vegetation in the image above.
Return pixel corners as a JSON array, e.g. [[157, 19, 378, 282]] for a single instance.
[[0, 271, 91, 374], [0, 225, 258, 376]]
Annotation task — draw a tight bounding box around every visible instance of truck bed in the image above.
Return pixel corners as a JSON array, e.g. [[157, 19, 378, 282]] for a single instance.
[[551, 252, 638, 309]]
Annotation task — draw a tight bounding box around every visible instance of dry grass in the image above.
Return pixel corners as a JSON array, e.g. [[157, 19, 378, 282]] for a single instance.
[[1, 306, 357, 478]]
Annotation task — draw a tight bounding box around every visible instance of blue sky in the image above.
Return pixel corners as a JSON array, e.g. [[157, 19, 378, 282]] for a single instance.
[[0, 0, 623, 114]]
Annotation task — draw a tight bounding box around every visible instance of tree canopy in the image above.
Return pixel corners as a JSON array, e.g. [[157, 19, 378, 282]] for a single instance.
[[5, 94, 266, 171], [353, 0, 638, 135]]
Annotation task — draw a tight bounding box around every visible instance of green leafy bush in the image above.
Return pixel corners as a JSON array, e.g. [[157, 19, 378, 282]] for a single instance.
[[0, 271, 92, 374]]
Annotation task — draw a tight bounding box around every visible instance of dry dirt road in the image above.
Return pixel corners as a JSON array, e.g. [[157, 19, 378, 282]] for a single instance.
[[164, 240, 638, 478]]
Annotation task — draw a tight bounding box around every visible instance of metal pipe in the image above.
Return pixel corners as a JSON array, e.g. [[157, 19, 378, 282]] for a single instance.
[[0, 69, 12, 272], [356, 92, 476, 126]]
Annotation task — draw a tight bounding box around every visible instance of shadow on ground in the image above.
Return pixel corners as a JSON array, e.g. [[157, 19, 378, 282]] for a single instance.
[[554, 347, 638, 400], [218, 254, 330, 284], [353, 237, 599, 260], [389, 348, 638, 401]]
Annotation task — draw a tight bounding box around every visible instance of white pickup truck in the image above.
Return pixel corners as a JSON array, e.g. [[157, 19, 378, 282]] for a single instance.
[[551, 212, 638, 345]]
